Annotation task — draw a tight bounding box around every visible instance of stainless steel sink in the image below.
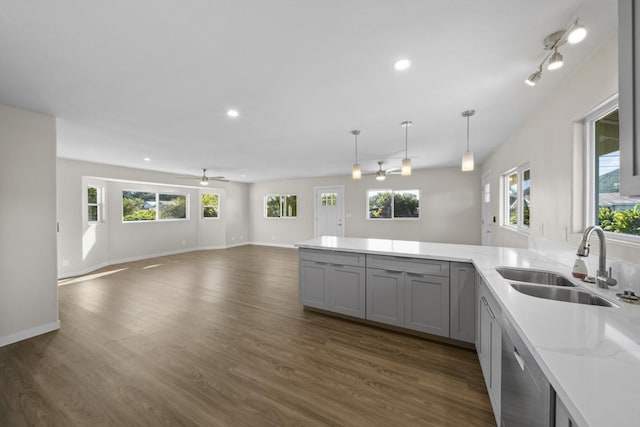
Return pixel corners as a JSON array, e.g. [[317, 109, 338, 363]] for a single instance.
[[496, 267, 576, 287], [511, 283, 619, 308]]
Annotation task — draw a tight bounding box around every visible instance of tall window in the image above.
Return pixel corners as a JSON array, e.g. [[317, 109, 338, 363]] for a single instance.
[[265, 194, 297, 218], [202, 193, 220, 218], [87, 186, 103, 223], [122, 191, 187, 222], [502, 165, 530, 230], [368, 189, 419, 219], [589, 106, 640, 237]]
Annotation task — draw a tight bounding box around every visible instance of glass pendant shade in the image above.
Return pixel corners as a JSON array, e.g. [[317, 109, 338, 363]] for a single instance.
[[461, 151, 474, 172], [352, 163, 362, 180], [401, 158, 411, 176]]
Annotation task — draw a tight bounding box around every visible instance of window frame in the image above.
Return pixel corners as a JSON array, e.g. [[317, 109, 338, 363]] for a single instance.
[[122, 190, 189, 223], [501, 164, 530, 232], [201, 192, 221, 219], [264, 194, 298, 219], [87, 185, 103, 224], [366, 189, 420, 220], [584, 98, 640, 243]]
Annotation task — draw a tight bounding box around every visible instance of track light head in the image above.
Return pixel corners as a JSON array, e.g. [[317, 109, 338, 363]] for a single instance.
[[547, 49, 564, 71], [568, 21, 587, 44], [525, 69, 542, 86]]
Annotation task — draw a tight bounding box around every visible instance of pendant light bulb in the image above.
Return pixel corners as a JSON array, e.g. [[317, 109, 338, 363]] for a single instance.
[[400, 121, 412, 176], [461, 110, 475, 172], [352, 163, 361, 180], [350, 130, 362, 180]]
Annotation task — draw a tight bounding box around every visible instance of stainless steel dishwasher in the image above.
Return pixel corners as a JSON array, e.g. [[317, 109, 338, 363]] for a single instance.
[[501, 318, 554, 426]]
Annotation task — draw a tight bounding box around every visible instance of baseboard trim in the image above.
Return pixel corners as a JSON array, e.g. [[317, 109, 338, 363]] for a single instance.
[[0, 320, 60, 348], [247, 242, 297, 249]]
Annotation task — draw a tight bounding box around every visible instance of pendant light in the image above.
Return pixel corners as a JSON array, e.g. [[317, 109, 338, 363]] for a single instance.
[[351, 130, 361, 180], [400, 121, 412, 176], [461, 110, 476, 172]]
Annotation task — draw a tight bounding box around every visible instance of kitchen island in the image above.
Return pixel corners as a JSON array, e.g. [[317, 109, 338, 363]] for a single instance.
[[296, 236, 640, 427]]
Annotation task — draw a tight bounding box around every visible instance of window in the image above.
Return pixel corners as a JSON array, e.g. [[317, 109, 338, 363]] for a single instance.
[[502, 165, 530, 230], [368, 189, 419, 219], [587, 105, 640, 237], [265, 194, 297, 218], [87, 185, 103, 223], [122, 191, 188, 222], [321, 193, 337, 206], [202, 193, 220, 218]]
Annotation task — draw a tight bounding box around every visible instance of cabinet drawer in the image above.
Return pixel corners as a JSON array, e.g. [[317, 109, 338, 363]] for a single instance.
[[366, 255, 449, 276], [299, 248, 366, 267]]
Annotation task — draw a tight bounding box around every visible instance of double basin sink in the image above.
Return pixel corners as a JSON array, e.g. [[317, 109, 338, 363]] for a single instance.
[[496, 267, 618, 308]]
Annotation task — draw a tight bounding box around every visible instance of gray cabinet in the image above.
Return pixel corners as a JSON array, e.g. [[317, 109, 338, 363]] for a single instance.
[[619, 0, 640, 196], [366, 268, 404, 326], [477, 275, 502, 425], [299, 249, 366, 318], [450, 262, 476, 343], [556, 394, 579, 427], [366, 255, 450, 337]]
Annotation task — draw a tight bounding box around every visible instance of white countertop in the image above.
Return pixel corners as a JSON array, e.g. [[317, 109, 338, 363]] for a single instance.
[[296, 237, 640, 427]]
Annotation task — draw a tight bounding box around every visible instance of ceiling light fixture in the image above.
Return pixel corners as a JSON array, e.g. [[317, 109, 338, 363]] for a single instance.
[[547, 48, 563, 71], [375, 161, 386, 181], [525, 68, 542, 86], [400, 121, 412, 176], [143, 157, 151, 162], [524, 18, 586, 86], [227, 109, 239, 118], [394, 59, 411, 71], [351, 130, 362, 180], [461, 110, 476, 172]]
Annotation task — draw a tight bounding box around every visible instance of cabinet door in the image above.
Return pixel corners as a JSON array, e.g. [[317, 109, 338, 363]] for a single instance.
[[404, 273, 449, 336], [299, 260, 329, 309], [619, 0, 640, 196], [479, 295, 493, 390], [475, 273, 482, 353], [331, 265, 366, 319], [450, 263, 476, 343], [489, 316, 501, 422], [366, 268, 404, 327]]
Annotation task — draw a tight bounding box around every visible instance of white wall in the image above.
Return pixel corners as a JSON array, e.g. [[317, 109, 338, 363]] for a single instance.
[[482, 36, 640, 266], [57, 159, 250, 277], [249, 167, 482, 246], [0, 104, 59, 346]]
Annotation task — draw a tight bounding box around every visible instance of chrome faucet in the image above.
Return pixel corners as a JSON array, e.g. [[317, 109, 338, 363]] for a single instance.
[[576, 226, 617, 289]]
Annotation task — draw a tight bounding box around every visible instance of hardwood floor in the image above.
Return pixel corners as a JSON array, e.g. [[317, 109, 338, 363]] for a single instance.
[[0, 245, 495, 426]]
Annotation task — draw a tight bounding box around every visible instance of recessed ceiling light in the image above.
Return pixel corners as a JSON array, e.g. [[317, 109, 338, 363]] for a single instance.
[[227, 109, 239, 118], [393, 59, 411, 71], [143, 157, 151, 162]]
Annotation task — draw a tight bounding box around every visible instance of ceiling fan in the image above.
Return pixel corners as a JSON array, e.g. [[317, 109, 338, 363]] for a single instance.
[[370, 161, 401, 181], [177, 168, 228, 185]]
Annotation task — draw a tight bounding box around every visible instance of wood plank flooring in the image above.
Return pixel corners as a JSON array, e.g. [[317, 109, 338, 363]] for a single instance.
[[0, 245, 495, 426]]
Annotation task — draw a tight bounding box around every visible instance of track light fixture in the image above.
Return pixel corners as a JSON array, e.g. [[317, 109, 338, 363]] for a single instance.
[[524, 19, 586, 86], [461, 110, 475, 172], [400, 121, 412, 176], [351, 130, 361, 180]]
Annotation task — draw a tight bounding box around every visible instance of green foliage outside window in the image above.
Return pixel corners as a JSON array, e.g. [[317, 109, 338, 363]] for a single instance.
[[202, 193, 219, 218], [598, 205, 640, 235], [122, 191, 187, 222], [368, 190, 419, 219], [265, 194, 297, 218]]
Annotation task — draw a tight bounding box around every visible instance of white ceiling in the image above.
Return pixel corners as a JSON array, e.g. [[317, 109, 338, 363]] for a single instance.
[[0, 0, 617, 183]]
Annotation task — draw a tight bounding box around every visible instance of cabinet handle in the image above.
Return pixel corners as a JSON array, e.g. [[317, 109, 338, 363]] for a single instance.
[[385, 269, 402, 274], [316, 261, 329, 265], [481, 296, 488, 306], [485, 305, 495, 320], [406, 272, 425, 277], [332, 264, 345, 268], [513, 347, 525, 371]]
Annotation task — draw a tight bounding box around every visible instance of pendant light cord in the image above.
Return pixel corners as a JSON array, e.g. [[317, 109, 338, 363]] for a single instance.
[[466, 115, 470, 152], [405, 124, 408, 158], [355, 133, 358, 163]]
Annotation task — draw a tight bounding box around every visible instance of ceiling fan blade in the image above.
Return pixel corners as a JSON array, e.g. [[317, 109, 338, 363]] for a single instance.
[[210, 177, 229, 182]]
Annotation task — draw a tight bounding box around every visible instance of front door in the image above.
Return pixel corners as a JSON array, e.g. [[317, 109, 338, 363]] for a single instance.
[[314, 186, 344, 237]]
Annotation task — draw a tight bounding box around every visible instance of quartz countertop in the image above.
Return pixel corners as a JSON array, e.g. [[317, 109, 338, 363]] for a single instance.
[[295, 237, 640, 427]]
